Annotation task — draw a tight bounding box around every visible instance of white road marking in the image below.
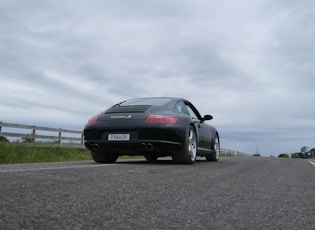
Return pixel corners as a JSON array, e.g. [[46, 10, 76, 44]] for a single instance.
[[308, 160, 315, 167], [0, 163, 115, 173]]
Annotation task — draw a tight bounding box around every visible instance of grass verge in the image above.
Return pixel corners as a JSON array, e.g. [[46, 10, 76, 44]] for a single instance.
[[1, 142, 237, 164], [0, 143, 91, 164]]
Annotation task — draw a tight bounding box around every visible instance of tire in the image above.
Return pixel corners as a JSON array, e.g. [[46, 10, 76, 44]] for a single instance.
[[144, 155, 158, 162], [206, 134, 220, 161], [91, 151, 118, 163], [172, 125, 197, 164]]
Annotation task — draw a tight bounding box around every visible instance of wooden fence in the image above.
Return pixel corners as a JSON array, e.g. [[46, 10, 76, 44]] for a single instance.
[[0, 121, 249, 154], [0, 121, 84, 148], [220, 148, 248, 156]]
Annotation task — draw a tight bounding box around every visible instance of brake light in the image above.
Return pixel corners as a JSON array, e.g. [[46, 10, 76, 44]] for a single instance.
[[88, 115, 98, 124], [146, 114, 178, 123]]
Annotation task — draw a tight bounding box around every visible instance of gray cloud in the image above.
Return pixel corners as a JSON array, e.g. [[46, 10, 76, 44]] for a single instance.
[[1, 0, 314, 155]]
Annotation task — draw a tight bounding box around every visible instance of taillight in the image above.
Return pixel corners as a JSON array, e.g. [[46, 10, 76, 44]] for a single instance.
[[146, 114, 178, 123], [87, 115, 98, 124]]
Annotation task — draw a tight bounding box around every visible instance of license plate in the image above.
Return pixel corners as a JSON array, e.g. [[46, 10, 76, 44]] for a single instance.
[[108, 134, 130, 141]]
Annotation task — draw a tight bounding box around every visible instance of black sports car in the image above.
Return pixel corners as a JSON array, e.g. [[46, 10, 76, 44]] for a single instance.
[[84, 97, 220, 164]]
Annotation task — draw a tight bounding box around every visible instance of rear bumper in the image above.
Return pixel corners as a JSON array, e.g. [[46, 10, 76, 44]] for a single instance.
[[84, 139, 183, 156], [84, 124, 187, 156]]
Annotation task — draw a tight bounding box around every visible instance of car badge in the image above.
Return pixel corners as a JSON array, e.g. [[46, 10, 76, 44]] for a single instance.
[[110, 115, 132, 119]]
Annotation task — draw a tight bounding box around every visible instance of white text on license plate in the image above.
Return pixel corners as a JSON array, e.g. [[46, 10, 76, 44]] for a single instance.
[[108, 134, 130, 141]]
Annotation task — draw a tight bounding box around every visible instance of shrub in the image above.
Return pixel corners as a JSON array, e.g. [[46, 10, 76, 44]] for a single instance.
[[278, 153, 289, 158], [0, 136, 9, 142], [290, 153, 300, 158]]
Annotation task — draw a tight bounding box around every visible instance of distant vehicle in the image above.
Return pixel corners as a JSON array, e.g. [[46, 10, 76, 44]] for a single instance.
[[84, 97, 220, 164]]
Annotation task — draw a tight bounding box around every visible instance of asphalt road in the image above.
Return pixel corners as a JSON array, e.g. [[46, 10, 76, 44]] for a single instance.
[[0, 157, 314, 230]]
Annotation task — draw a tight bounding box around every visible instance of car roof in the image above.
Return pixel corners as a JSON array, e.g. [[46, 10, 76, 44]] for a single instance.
[[118, 97, 184, 106], [122, 97, 186, 102]]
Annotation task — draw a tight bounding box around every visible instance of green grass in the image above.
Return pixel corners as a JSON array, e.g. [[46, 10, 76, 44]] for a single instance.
[[0, 143, 91, 164], [0, 142, 238, 164]]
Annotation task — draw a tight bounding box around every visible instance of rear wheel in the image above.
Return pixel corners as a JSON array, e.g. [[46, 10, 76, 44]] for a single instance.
[[206, 134, 220, 161], [172, 125, 197, 164], [91, 151, 118, 163]]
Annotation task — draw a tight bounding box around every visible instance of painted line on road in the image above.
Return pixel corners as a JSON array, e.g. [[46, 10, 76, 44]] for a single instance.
[[0, 163, 116, 173], [308, 160, 315, 167]]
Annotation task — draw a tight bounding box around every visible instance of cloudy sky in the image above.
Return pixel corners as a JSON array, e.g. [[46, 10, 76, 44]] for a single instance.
[[1, 0, 314, 156]]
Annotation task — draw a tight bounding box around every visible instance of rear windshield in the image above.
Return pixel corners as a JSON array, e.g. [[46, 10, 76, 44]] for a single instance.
[[120, 98, 173, 106]]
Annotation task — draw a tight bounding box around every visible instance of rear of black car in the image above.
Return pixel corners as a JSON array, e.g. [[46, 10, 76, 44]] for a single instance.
[[84, 100, 188, 157]]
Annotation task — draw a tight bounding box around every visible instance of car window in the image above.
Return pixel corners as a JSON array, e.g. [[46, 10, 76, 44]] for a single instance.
[[186, 105, 199, 119], [175, 102, 190, 115], [120, 98, 173, 106]]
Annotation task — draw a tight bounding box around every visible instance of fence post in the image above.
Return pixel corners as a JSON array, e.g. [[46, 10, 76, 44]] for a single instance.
[[32, 127, 36, 143], [58, 129, 62, 145]]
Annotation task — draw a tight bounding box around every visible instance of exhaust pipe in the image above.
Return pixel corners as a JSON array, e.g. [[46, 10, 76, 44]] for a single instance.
[[90, 143, 99, 150], [147, 143, 154, 151], [141, 143, 147, 149], [141, 143, 154, 151]]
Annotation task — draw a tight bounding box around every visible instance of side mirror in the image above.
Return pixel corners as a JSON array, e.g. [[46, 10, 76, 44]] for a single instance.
[[203, 115, 213, 121]]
